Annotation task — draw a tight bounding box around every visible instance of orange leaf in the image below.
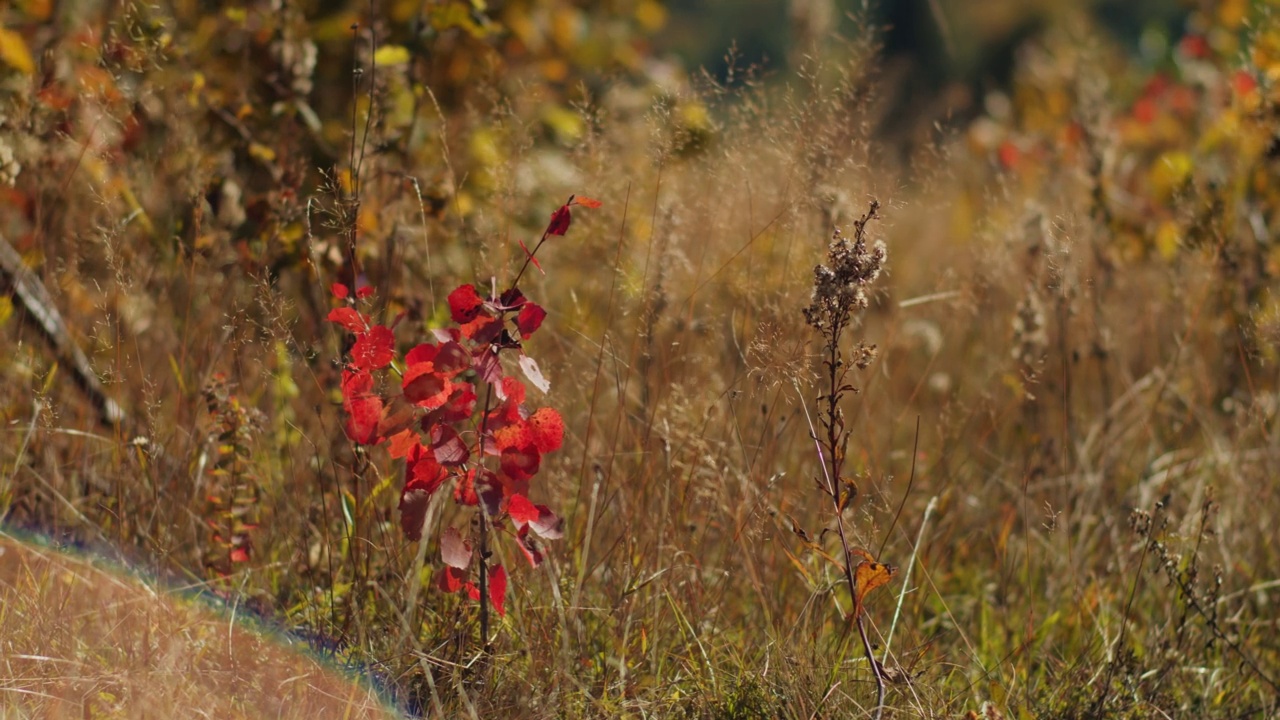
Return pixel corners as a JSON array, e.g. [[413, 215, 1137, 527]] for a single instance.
[[852, 550, 896, 619], [572, 196, 602, 208]]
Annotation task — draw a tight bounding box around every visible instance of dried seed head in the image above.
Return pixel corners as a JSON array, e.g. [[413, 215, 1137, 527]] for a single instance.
[[803, 207, 887, 333]]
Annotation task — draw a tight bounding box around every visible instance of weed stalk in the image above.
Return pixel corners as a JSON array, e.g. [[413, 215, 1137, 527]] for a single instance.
[[802, 200, 889, 718]]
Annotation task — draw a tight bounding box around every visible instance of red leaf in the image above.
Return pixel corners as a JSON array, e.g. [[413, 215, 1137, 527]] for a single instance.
[[1133, 97, 1157, 125], [386, 429, 419, 459], [331, 283, 350, 299], [405, 445, 450, 496], [466, 582, 480, 600], [527, 407, 565, 453], [352, 325, 395, 371], [572, 196, 603, 208], [455, 466, 495, 507], [400, 489, 431, 541], [438, 566, 468, 593], [516, 526, 545, 568], [518, 238, 545, 274], [377, 399, 419, 439], [405, 343, 439, 366], [460, 314, 502, 343], [530, 504, 564, 539], [447, 284, 485, 323], [344, 394, 383, 445], [473, 348, 503, 384], [489, 565, 507, 617], [327, 307, 367, 333], [498, 376, 526, 405], [426, 383, 478, 424], [433, 341, 472, 377], [430, 327, 460, 344], [440, 526, 472, 569], [518, 354, 550, 393], [356, 285, 374, 299], [430, 424, 470, 466], [1234, 70, 1259, 97], [507, 494, 540, 524], [498, 288, 527, 309], [516, 303, 547, 340], [341, 368, 374, 399], [403, 364, 453, 409], [1179, 34, 1209, 59], [501, 444, 541, 480], [229, 547, 251, 563], [546, 204, 572, 236], [499, 470, 530, 500], [493, 421, 533, 452], [997, 141, 1020, 171]]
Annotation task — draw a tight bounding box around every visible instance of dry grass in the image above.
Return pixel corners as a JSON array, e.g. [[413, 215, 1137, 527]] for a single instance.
[[0, 532, 395, 718], [1, 2, 1278, 718]]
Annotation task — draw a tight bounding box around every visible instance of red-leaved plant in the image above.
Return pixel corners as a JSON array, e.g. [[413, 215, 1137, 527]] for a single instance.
[[327, 195, 601, 645]]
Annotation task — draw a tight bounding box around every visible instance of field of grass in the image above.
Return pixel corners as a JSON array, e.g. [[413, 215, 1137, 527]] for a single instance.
[[2, 1, 1279, 717]]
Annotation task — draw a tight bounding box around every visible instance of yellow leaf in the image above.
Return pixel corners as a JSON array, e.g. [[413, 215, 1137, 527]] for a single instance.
[[1148, 151, 1192, 201], [680, 101, 711, 130], [1154, 220, 1181, 260], [541, 103, 584, 143], [0, 28, 35, 74], [0, 296, 12, 327], [635, 0, 667, 32], [373, 44, 412, 66], [248, 142, 276, 164], [469, 128, 502, 167], [851, 550, 896, 619]]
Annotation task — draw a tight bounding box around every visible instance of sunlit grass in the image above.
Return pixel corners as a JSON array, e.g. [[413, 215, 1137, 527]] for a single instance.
[[1, 3, 1278, 718]]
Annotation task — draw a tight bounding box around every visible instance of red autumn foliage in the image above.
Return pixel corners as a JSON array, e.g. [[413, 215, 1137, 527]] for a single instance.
[[516, 303, 547, 339], [326, 196, 601, 618], [351, 325, 395, 371], [327, 306, 367, 333], [447, 284, 485, 323]]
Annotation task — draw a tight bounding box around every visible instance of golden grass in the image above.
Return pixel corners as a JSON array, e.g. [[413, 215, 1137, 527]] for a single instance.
[[0, 4, 1278, 718], [0, 532, 396, 719]]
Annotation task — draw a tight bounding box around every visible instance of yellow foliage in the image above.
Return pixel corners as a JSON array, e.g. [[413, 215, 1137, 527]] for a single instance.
[[469, 128, 503, 168], [1148, 151, 1192, 201], [248, 142, 277, 164], [550, 7, 585, 51], [541, 103, 585, 143], [373, 45, 413, 66], [1218, 0, 1246, 29], [680, 101, 711, 131], [1154, 220, 1181, 260], [0, 28, 35, 74], [635, 0, 668, 32]]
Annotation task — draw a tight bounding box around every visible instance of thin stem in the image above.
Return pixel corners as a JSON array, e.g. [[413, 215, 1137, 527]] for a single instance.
[[475, 380, 496, 651], [857, 614, 886, 720]]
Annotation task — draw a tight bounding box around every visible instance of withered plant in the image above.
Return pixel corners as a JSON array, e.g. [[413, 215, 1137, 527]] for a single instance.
[[800, 199, 898, 718]]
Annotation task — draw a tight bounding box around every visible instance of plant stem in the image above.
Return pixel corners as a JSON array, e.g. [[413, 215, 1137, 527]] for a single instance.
[[475, 380, 496, 652], [856, 613, 886, 720]]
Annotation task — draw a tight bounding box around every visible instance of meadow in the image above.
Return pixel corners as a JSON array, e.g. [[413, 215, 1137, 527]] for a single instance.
[[1, 1, 1279, 717]]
